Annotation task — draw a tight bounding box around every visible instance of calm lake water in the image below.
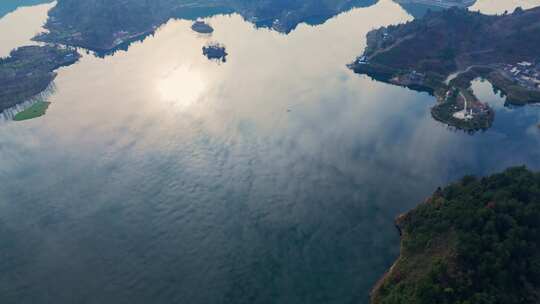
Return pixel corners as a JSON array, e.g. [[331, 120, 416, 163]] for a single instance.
[[0, 1, 539, 303], [0, 1, 53, 57]]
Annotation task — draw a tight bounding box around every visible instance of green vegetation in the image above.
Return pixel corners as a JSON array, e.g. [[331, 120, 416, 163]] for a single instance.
[[371, 167, 540, 304], [13, 101, 51, 121]]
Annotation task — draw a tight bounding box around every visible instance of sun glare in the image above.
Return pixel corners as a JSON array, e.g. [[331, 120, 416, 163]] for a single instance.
[[157, 65, 206, 109]]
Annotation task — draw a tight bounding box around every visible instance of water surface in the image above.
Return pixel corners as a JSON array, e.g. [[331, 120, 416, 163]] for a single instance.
[[0, 1, 53, 57], [471, 0, 540, 13], [0, 0, 51, 18], [0, 1, 540, 303]]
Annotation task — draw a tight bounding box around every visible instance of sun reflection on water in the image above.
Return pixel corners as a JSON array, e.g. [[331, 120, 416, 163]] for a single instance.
[[157, 64, 207, 109]]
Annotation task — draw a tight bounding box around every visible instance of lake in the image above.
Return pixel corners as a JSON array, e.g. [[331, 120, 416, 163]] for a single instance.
[[0, 1, 539, 303]]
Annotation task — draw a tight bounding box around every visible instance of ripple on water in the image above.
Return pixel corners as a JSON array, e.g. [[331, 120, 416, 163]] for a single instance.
[[0, 1, 540, 304]]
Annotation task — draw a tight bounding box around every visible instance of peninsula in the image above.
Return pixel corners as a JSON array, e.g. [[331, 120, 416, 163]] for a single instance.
[[371, 167, 540, 303], [350, 7, 540, 131], [0, 45, 80, 113]]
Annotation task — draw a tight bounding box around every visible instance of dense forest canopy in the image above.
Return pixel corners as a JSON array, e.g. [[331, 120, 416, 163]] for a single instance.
[[372, 167, 540, 304]]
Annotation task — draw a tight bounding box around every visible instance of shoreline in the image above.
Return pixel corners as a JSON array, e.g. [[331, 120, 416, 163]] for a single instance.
[[0, 45, 80, 115], [349, 6, 540, 131], [350, 62, 497, 131], [34, 27, 157, 57], [0, 83, 54, 122]]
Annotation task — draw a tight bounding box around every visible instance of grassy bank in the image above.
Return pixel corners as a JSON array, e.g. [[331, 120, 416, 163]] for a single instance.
[[14, 101, 51, 121]]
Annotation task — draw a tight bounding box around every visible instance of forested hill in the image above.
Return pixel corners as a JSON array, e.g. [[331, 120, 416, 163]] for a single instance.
[[36, 0, 377, 52], [371, 167, 540, 304], [361, 6, 540, 76]]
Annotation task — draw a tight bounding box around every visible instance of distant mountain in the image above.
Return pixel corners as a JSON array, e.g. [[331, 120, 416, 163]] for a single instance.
[[35, 0, 378, 53], [229, 0, 378, 33]]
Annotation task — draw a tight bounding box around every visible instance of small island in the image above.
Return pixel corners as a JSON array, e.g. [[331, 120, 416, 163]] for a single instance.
[[350, 7, 540, 131], [191, 20, 214, 34], [203, 43, 227, 62], [372, 167, 540, 303], [0, 45, 80, 114]]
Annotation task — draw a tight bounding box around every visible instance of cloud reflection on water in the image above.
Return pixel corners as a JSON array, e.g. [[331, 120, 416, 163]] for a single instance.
[[0, 1, 540, 303]]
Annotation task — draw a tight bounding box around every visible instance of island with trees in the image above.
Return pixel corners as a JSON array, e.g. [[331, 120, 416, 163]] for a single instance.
[[350, 6, 540, 131], [191, 20, 214, 34], [203, 43, 228, 62], [371, 166, 540, 303], [0, 45, 80, 114]]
